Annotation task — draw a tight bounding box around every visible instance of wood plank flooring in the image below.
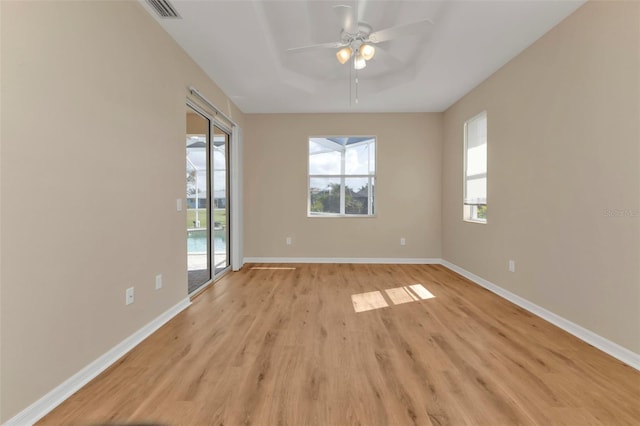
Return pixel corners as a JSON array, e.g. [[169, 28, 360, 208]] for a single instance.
[[38, 264, 640, 425]]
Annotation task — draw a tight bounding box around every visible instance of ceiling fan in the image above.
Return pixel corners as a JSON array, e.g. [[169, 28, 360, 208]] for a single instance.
[[286, 4, 433, 70]]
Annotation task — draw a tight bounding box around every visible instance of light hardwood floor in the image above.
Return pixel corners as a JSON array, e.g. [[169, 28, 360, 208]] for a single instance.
[[39, 264, 640, 425]]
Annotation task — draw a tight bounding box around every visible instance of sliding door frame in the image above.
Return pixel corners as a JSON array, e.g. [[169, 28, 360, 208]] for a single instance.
[[186, 98, 240, 288], [186, 102, 212, 294], [212, 122, 231, 277]]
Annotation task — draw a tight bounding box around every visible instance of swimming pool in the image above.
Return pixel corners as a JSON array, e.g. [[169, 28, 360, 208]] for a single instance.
[[187, 229, 226, 253]]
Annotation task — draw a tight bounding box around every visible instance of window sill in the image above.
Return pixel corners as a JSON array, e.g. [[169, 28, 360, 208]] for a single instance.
[[307, 214, 377, 219], [463, 218, 487, 224]]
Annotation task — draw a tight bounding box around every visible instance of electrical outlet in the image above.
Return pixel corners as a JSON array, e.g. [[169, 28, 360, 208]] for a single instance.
[[155, 274, 162, 290], [400, 238, 406, 246], [286, 237, 292, 245], [125, 287, 134, 305], [508, 260, 516, 273], [176, 198, 182, 212]]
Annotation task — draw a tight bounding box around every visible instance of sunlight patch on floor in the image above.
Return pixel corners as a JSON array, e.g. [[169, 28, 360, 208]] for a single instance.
[[351, 291, 389, 313], [385, 286, 419, 305], [408, 284, 435, 300], [352, 284, 435, 313]]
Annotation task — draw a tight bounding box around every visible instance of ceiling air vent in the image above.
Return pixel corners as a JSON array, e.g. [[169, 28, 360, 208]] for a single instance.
[[147, 0, 181, 18]]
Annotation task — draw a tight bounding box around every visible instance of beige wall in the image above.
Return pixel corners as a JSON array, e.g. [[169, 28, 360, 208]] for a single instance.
[[442, 1, 639, 353], [0, 1, 244, 421], [244, 113, 442, 259]]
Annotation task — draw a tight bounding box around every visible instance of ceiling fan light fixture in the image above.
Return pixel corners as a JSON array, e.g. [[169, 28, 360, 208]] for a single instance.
[[360, 43, 375, 60], [336, 46, 353, 64], [354, 53, 367, 70]]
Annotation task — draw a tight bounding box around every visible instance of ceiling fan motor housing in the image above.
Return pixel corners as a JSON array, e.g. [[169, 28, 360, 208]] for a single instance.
[[341, 22, 373, 47]]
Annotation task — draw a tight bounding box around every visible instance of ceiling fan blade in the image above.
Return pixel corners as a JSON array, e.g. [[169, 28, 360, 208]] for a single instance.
[[286, 41, 345, 53], [333, 4, 358, 34], [371, 44, 404, 68], [367, 18, 433, 44]]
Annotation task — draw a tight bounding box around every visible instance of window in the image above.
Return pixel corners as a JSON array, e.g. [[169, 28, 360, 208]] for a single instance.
[[464, 112, 487, 223], [308, 137, 376, 217]]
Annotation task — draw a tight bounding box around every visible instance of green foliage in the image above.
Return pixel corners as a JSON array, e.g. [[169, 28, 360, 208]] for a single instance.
[[477, 205, 487, 219], [186, 208, 227, 229], [186, 170, 197, 196], [310, 184, 340, 213], [310, 183, 370, 215]]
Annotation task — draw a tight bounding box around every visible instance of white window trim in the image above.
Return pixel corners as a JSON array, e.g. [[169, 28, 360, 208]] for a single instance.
[[463, 111, 487, 224], [308, 136, 376, 218]]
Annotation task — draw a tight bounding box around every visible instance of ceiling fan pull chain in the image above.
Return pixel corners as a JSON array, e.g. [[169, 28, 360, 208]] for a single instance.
[[355, 69, 359, 104], [349, 55, 353, 106]]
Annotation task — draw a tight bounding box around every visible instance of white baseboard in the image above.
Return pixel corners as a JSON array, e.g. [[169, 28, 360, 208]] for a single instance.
[[243, 257, 441, 264], [4, 298, 191, 426], [440, 260, 640, 371]]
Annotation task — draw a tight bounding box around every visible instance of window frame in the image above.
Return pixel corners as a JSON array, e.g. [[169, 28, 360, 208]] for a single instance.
[[463, 111, 488, 224], [307, 136, 377, 218]]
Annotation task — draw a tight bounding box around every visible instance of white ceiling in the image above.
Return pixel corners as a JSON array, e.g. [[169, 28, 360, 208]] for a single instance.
[[143, 0, 585, 113]]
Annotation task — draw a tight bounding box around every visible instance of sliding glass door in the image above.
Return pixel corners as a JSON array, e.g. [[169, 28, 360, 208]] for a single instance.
[[212, 125, 230, 275], [186, 104, 231, 294], [186, 105, 211, 293]]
